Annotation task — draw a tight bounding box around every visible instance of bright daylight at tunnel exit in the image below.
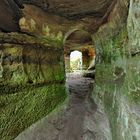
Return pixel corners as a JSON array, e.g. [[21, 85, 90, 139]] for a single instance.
[[0, 0, 140, 140]]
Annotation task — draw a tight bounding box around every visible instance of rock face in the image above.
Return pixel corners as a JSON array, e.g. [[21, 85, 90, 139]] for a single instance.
[[127, 0, 140, 54], [93, 0, 140, 140], [0, 0, 24, 32], [0, 32, 66, 140]]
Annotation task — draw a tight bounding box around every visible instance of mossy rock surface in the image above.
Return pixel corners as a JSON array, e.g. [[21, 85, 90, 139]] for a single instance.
[[0, 32, 67, 140], [93, 26, 140, 140], [0, 84, 66, 140]]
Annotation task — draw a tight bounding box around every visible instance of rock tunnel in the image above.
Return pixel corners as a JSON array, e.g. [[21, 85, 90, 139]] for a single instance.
[[64, 30, 95, 72], [0, 0, 140, 140]]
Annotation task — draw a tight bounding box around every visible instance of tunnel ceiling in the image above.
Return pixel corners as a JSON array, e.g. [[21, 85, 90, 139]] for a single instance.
[[0, 0, 117, 51], [24, 0, 116, 32], [23, 0, 116, 37], [25, 0, 114, 19], [0, 0, 116, 31]]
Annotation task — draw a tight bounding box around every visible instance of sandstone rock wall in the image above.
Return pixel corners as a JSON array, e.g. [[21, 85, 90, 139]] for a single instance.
[[0, 33, 66, 140], [127, 0, 140, 54], [92, 0, 140, 140]]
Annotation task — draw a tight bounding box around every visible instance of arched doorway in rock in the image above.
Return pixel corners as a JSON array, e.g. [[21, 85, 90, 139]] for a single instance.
[[64, 29, 96, 74], [64, 46, 96, 73], [70, 50, 82, 72]]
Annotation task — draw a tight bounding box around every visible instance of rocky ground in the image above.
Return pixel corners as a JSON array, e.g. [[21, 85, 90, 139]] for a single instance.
[[15, 73, 111, 140]]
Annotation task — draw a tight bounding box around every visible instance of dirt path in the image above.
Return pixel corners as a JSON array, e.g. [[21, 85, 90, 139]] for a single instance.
[[15, 73, 111, 140], [58, 73, 95, 140]]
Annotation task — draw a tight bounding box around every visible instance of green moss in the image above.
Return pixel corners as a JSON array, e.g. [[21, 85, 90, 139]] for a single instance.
[[0, 84, 67, 140], [94, 27, 128, 63], [40, 25, 64, 48], [93, 26, 140, 102], [93, 27, 140, 139], [0, 31, 66, 140]]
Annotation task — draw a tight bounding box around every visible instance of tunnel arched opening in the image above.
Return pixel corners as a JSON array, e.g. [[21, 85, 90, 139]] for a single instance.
[[70, 50, 82, 72], [63, 29, 95, 74], [64, 45, 96, 76]]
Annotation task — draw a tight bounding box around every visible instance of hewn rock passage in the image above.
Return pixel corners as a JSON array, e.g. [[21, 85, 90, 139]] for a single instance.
[[15, 73, 111, 140], [0, 0, 140, 140]]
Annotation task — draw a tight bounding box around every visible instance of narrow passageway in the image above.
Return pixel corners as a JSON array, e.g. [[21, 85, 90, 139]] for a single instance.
[[15, 73, 109, 140], [1, 1, 140, 140], [62, 73, 95, 140]]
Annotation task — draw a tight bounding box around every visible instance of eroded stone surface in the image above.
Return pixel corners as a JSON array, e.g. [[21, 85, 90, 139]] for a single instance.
[[92, 0, 140, 139], [127, 0, 140, 54]]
